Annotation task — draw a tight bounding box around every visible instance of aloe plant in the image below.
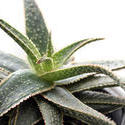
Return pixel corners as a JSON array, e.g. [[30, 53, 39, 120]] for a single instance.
[[0, 0, 125, 124]]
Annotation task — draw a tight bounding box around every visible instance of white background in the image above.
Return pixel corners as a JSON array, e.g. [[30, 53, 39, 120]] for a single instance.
[[0, 0, 125, 62]]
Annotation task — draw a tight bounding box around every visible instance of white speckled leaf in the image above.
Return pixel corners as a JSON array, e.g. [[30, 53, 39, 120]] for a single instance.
[[24, 0, 53, 56], [66, 75, 125, 93], [75, 91, 125, 106], [73, 60, 125, 71], [52, 38, 103, 68], [0, 51, 29, 72], [0, 69, 54, 117], [0, 20, 41, 62], [42, 87, 115, 125], [41, 64, 120, 84], [35, 96, 63, 125]]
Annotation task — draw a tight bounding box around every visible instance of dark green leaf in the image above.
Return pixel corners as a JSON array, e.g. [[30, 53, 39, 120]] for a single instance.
[[9, 99, 41, 125], [35, 96, 63, 125], [87, 104, 122, 114], [52, 38, 103, 68], [0, 69, 54, 117], [24, 0, 53, 56], [65, 75, 119, 93], [42, 87, 115, 125], [0, 51, 29, 72], [75, 91, 125, 107], [41, 64, 119, 83]]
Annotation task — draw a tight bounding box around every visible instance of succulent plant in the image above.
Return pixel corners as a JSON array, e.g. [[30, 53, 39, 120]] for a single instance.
[[0, 0, 125, 125]]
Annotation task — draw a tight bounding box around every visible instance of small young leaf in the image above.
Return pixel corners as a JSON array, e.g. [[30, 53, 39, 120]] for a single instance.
[[0, 69, 54, 117], [41, 64, 120, 83], [35, 96, 63, 125], [52, 38, 104, 68], [24, 0, 53, 56], [0, 20, 44, 74], [42, 87, 115, 125]]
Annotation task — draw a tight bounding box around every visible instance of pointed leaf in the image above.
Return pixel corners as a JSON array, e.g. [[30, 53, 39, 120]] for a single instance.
[[0, 51, 29, 72], [65, 75, 120, 93], [35, 96, 63, 125], [24, 0, 53, 56], [87, 104, 122, 114], [9, 99, 41, 125], [41, 64, 120, 83], [0, 69, 54, 117], [74, 60, 125, 71], [0, 20, 44, 74], [42, 87, 115, 125], [0, 20, 41, 61], [47, 32, 54, 57], [52, 38, 103, 68], [55, 73, 95, 86], [75, 91, 125, 106]]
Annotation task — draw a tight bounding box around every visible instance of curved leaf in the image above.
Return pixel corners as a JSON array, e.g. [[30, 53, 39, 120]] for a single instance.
[[52, 38, 103, 68], [0, 20, 44, 74], [0, 51, 29, 72], [55, 73, 95, 86], [24, 0, 53, 56], [9, 99, 41, 125], [0, 20, 41, 61], [35, 96, 63, 125], [65, 75, 120, 93], [41, 64, 120, 83], [87, 104, 122, 114], [73, 60, 125, 71], [42, 87, 115, 125], [0, 69, 54, 117], [75, 91, 125, 106]]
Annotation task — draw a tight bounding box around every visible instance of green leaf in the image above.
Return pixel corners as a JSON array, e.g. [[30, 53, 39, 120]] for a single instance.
[[75, 91, 124, 114], [9, 99, 41, 125], [24, 0, 53, 56], [47, 32, 54, 57], [42, 87, 115, 125], [0, 20, 41, 61], [0, 51, 29, 72], [87, 104, 122, 114], [75, 91, 125, 106], [35, 96, 63, 125], [65, 75, 120, 93], [41, 64, 120, 83], [74, 60, 125, 71], [55, 73, 95, 86], [0, 20, 44, 74], [52, 38, 103, 68], [0, 69, 54, 117]]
